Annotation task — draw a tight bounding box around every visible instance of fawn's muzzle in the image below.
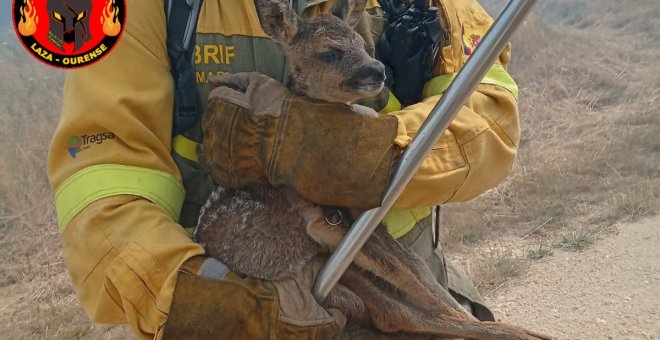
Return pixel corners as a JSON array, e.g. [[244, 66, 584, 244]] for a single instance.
[[344, 60, 386, 93]]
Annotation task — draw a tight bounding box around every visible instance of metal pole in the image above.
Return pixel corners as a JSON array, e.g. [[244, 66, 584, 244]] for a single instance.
[[313, 0, 538, 301]]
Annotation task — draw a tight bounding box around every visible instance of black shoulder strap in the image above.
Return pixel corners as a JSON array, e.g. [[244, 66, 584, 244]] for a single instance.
[[431, 205, 440, 249], [165, 0, 204, 136]]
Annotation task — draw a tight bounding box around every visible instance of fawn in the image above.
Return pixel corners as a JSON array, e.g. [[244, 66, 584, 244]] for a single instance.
[[196, 0, 554, 338]]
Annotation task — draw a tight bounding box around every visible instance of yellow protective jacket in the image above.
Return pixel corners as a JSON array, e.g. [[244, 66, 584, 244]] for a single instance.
[[47, 0, 519, 338]]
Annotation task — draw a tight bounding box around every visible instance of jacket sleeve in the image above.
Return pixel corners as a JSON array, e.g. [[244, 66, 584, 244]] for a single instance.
[[391, 0, 520, 208], [47, 1, 204, 338]]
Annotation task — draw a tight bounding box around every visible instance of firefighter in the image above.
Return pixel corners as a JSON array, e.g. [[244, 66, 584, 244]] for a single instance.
[[47, 0, 520, 338]]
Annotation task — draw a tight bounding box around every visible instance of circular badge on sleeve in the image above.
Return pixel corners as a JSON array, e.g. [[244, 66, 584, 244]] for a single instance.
[[12, 0, 126, 69]]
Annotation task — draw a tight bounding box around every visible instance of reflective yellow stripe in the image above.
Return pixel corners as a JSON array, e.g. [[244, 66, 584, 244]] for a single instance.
[[380, 90, 403, 113], [55, 164, 185, 232], [184, 227, 195, 238], [383, 207, 432, 239], [173, 134, 199, 162], [423, 63, 519, 100]]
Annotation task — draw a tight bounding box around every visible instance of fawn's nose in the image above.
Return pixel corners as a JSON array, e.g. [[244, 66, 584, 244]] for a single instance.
[[356, 60, 386, 84]]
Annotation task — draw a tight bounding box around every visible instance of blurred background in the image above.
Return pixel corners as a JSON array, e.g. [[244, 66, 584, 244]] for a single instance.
[[1, 0, 658, 338]]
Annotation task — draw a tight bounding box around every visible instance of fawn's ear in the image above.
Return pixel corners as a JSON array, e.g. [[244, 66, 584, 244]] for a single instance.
[[254, 0, 300, 44], [331, 0, 367, 28]]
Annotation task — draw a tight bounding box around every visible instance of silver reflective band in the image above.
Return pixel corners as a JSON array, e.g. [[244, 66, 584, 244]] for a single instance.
[[198, 257, 230, 281]]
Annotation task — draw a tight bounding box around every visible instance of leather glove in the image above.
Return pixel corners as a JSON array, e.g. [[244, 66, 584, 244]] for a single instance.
[[162, 256, 346, 339], [202, 72, 401, 210]]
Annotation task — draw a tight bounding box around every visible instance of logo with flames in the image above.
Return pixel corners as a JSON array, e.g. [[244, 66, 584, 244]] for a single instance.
[[461, 24, 487, 57], [12, 0, 126, 69]]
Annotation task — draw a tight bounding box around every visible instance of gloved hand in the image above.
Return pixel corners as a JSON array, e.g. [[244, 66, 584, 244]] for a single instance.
[[162, 255, 346, 339], [202, 72, 402, 210]]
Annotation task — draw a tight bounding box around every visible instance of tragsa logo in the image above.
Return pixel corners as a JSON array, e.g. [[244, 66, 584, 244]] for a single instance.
[[67, 132, 115, 158]]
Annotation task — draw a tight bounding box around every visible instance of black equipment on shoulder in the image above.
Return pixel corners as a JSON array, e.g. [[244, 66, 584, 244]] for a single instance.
[[165, 0, 205, 136], [376, 0, 446, 107]]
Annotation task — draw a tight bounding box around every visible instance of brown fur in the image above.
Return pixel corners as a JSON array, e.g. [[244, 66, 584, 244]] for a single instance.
[[255, 0, 386, 104], [196, 0, 555, 339]]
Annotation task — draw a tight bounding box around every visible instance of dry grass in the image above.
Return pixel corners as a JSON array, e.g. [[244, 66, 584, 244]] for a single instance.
[[443, 0, 659, 294], [1, 0, 659, 336], [0, 32, 133, 339], [472, 248, 528, 296], [527, 245, 553, 260], [557, 229, 593, 252]]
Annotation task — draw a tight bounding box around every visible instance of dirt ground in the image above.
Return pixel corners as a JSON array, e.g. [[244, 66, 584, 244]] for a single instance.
[[484, 215, 660, 340]]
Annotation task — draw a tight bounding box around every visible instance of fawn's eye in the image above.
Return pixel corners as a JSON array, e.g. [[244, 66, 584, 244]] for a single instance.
[[318, 49, 343, 64]]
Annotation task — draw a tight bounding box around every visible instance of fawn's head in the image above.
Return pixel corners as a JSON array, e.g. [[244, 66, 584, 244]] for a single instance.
[[255, 0, 386, 104]]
